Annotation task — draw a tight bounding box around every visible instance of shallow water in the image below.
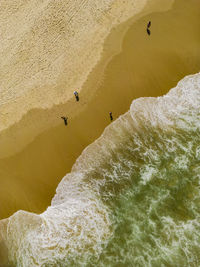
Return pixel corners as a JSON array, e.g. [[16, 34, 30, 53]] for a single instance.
[[2, 73, 200, 266]]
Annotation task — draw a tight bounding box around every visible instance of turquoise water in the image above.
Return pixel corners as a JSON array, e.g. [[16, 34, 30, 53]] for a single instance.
[[1, 73, 200, 266]]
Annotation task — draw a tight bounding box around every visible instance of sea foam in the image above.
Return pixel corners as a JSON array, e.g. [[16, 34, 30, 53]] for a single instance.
[[1, 72, 200, 266]]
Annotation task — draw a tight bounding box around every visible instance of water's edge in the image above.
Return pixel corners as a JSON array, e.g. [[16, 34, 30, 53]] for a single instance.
[[1, 72, 200, 266]]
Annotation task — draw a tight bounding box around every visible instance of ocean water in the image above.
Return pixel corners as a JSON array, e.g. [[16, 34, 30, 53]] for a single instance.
[[2, 73, 200, 266]]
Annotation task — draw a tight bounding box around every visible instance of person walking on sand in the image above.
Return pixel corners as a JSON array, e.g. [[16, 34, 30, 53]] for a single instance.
[[109, 112, 113, 121], [74, 91, 79, 101], [146, 20, 151, 35], [147, 21, 151, 28], [61, 116, 68, 126]]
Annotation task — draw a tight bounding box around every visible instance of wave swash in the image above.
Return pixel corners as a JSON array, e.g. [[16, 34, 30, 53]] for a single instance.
[[1, 73, 200, 266]]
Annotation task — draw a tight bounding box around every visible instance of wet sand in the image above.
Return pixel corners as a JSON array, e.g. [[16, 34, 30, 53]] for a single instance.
[[1, 0, 200, 219], [0, 0, 147, 141]]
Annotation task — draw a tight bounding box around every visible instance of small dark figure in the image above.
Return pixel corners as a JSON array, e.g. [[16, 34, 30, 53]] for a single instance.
[[109, 112, 113, 121], [74, 91, 79, 101], [146, 20, 151, 35], [61, 116, 68, 126], [147, 21, 151, 28], [147, 28, 151, 36]]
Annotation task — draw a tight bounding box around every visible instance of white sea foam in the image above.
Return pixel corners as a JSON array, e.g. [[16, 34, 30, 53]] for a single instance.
[[4, 173, 111, 266], [1, 72, 200, 266]]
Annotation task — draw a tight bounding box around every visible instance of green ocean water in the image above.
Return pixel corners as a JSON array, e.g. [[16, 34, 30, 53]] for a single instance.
[[1, 73, 200, 266]]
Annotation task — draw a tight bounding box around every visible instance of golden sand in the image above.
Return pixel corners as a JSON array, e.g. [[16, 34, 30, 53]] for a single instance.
[[0, 0, 148, 153], [1, 0, 200, 220], [0, 0, 172, 159]]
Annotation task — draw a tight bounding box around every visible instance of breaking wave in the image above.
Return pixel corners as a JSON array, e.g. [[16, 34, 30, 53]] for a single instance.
[[1, 73, 200, 266]]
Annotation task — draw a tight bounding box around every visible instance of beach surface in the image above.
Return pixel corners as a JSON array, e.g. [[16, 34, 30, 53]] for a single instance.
[[1, 0, 200, 265], [1, 0, 200, 221]]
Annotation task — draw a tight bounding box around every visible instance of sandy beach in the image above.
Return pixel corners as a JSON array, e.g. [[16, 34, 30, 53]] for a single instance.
[[0, 0, 200, 265], [0, 0, 176, 221], [0, 0, 148, 156], [1, 0, 200, 222]]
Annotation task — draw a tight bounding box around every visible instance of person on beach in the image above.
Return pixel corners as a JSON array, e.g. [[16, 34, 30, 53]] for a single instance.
[[147, 21, 151, 28], [146, 20, 151, 35], [74, 91, 79, 101], [109, 112, 113, 121], [61, 116, 68, 126]]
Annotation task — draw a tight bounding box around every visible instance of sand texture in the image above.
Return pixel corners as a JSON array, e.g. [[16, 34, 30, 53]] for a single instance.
[[0, 0, 174, 159], [0, 0, 176, 219], [0, 0, 147, 134], [2, 0, 200, 221]]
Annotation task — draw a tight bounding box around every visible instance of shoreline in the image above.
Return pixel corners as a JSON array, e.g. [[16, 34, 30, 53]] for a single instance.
[[1, 61, 200, 267], [2, 0, 200, 221]]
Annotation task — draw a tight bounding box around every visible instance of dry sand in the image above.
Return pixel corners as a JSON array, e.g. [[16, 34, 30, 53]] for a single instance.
[[0, 0, 174, 159], [1, 0, 200, 220], [0, 0, 148, 156]]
